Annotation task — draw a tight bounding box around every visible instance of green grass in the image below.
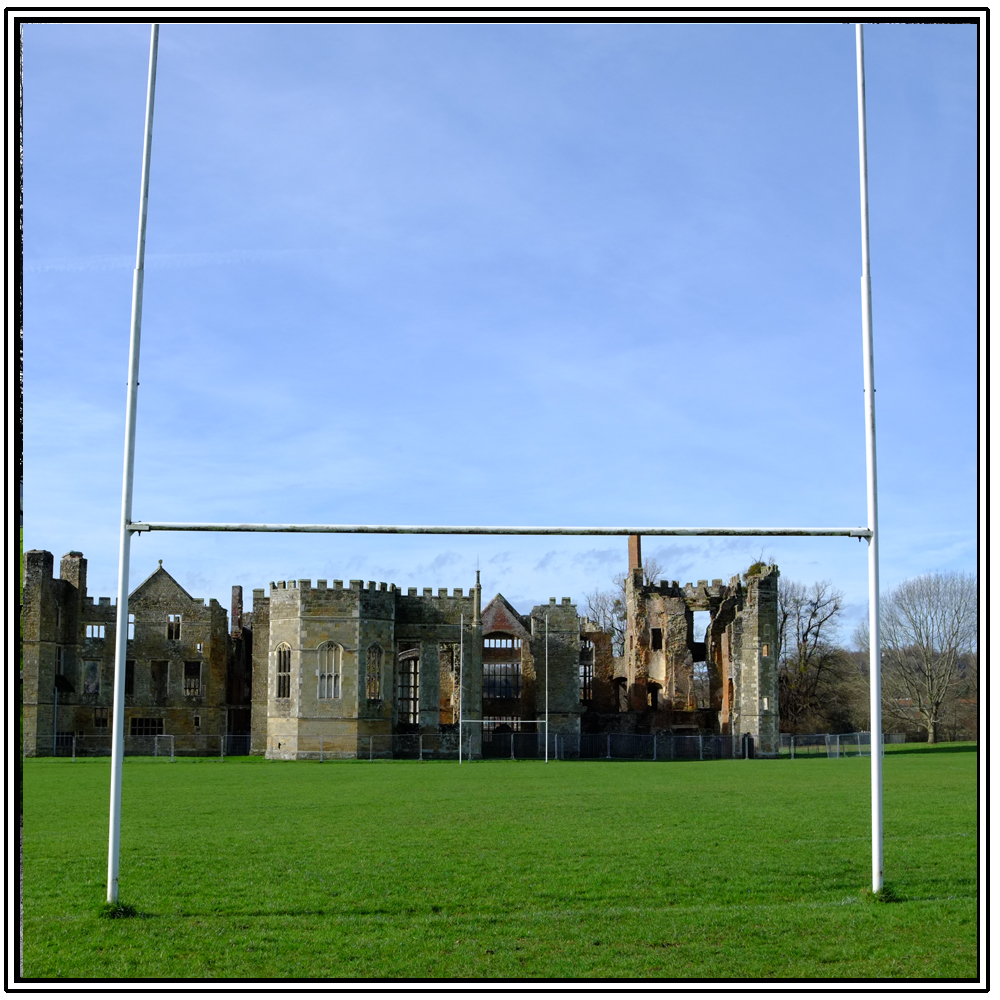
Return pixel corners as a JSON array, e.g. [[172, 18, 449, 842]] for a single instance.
[[22, 745, 978, 980]]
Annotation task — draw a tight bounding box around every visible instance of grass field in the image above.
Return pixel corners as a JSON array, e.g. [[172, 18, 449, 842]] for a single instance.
[[21, 745, 978, 980]]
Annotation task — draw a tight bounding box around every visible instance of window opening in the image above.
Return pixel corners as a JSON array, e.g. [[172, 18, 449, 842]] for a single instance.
[[124, 660, 135, 697], [151, 660, 168, 702], [94, 706, 109, 728], [276, 645, 291, 698], [580, 662, 594, 703], [183, 661, 202, 696], [692, 610, 711, 644], [55, 607, 61, 628], [483, 661, 521, 699], [55, 646, 66, 675], [397, 648, 420, 725], [483, 636, 521, 649], [651, 627, 663, 651], [193, 715, 201, 729], [166, 614, 182, 640], [761, 643, 769, 657], [613, 677, 628, 712], [366, 644, 383, 701], [318, 644, 342, 699], [130, 717, 164, 737], [86, 624, 105, 639], [648, 682, 662, 710], [128, 614, 135, 640], [83, 660, 101, 695]]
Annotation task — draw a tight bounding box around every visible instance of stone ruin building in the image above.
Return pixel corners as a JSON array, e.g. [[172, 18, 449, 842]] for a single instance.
[[21, 536, 779, 758]]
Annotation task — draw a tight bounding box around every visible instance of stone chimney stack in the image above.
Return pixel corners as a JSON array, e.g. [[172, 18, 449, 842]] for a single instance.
[[231, 585, 243, 634], [628, 535, 642, 574], [60, 551, 87, 598], [473, 570, 481, 625]]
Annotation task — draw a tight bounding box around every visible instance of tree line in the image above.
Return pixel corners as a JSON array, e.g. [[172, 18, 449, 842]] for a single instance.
[[585, 565, 978, 743]]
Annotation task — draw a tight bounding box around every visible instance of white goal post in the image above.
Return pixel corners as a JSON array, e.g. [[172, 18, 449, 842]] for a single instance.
[[105, 23, 884, 902]]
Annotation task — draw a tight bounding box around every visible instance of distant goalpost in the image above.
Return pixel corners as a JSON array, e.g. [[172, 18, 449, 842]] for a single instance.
[[104, 23, 885, 903]]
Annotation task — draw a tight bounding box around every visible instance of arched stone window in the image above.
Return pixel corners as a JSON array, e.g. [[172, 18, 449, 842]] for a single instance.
[[366, 644, 383, 701], [318, 643, 342, 699], [276, 644, 292, 698]]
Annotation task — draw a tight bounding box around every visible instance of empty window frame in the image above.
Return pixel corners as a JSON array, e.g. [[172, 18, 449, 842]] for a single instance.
[[613, 677, 628, 712], [483, 661, 521, 700], [193, 715, 201, 729], [580, 662, 594, 703], [166, 614, 182, 640], [94, 706, 109, 728], [55, 606, 61, 628], [128, 613, 135, 640], [183, 661, 202, 697], [318, 644, 342, 699], [648, 682, 662, 711], [85, 624, 105, 640], [366, 644, 383, 701], [125, 660, 135, 698], [650, 627, 663, 651], [276, 644, 292, 698], [130, 717, 164, 737], [483, 636, 521, 649], [55, 646, 67, 676], [82, 660, 101, 695], [397, 648, 420, 725], [150, 660, 169, 702]]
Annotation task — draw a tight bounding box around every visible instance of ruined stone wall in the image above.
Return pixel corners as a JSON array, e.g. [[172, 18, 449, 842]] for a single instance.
[[528, 598, 583, 737], [731, 566, 780, 755], [21, 551, 235, 755], [249, 588, 269, 754], [580, 621, 614, 713]]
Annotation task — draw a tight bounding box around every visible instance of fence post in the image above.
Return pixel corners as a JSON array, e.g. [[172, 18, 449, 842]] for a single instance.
[[170, 735, 174, 763], [653, 733, 657, 761], [606, 733, 611, 760], [154, 735, 158, 758], [699, 735, 703, 761], [790, 735, 795, 760], [220, 734, 224, 762], [370, 736, 374, 762], [72, 736, 76, 762]]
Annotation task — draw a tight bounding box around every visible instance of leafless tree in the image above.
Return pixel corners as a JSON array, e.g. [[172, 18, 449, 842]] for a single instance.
[[857, 572, 978, 744], [777, 579, 851, 732]]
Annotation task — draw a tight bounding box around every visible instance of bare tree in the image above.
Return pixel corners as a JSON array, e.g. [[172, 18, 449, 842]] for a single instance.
[[860, 572, 978, 744], [777, 579, 850, 732], [583, 586, 626, 657]]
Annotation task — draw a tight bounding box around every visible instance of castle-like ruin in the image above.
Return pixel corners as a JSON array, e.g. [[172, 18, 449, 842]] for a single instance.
[[20, 537, 779, 758]]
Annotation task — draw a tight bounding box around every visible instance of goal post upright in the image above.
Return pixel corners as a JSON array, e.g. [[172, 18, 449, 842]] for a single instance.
[[107, 22, 158, 904], [856, 22, 884, 894]]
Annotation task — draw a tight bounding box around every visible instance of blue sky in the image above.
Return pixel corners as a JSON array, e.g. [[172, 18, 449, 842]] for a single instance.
[[22, 21, 978, 639]]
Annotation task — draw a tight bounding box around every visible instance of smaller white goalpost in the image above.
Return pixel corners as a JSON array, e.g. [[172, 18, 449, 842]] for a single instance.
[[104, 22, 885, 903]]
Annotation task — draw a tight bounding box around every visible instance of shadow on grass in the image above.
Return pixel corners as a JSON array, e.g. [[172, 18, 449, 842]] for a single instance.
[[884, 744, 977, 756]]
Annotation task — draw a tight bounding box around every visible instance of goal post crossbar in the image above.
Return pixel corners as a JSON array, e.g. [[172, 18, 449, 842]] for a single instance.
[[128, 522, 871, 538]]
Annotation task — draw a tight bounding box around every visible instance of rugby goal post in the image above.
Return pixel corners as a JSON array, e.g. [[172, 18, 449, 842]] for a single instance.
[[106, 23, 884, 901]]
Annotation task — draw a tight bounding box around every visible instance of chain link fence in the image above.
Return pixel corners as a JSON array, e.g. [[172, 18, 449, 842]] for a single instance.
[[25, 734, 251, 759]]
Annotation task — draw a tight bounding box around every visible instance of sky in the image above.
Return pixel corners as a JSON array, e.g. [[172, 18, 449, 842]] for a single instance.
[[21, 20, 979, 642]]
